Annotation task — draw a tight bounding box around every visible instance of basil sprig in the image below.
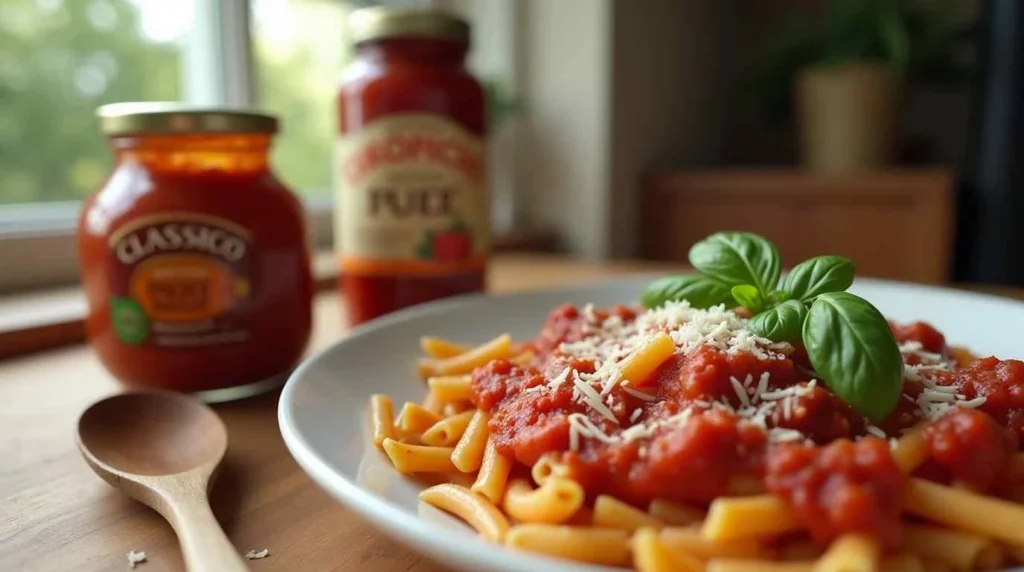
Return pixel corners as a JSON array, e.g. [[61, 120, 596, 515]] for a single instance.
[[642, 231, 903, 422]]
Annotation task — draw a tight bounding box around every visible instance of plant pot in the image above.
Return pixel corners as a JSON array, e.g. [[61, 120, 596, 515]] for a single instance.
[[795, 62, 902, 173]]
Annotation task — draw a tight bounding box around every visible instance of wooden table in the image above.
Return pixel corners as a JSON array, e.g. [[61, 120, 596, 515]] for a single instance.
[[0, 255, 660, 572]]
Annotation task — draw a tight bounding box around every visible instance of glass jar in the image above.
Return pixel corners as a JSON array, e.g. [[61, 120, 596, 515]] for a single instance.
[[336, 7, 488, 326], [78, 103, 313, 402]]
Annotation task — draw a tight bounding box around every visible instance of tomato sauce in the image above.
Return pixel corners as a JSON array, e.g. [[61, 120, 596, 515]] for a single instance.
[[469, 303, 1024, 544], [336, 8, 488, 326], [766, 438, 904, 547], [79, 105, 313, 399]]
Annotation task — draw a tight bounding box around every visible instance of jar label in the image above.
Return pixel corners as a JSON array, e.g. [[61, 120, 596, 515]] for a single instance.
[[105, 213, 254, 347], [335, 114, 488, 273]]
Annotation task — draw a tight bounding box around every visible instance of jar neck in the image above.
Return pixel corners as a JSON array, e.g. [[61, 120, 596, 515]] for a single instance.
[[358, 38, 468, 67], [111, 134, 273, 173]]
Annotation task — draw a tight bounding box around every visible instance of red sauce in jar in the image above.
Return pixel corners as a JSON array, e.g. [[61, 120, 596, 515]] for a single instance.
[[78, 104, 313, 399], [336, 8, 487, 326]]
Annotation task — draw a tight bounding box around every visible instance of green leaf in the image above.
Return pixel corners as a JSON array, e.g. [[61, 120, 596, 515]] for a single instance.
[[781, 255, 856, 302], [688, 232, 781, 295], [730, 284, 764, 312], [749, 300, 808, 342], [110, 297, 149, 345], [802, 292, 903, 423], [642, 275, 735, 310]]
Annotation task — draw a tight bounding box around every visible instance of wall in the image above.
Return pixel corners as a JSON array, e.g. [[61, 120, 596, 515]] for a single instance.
[[516, 0, 614, 260], [608, 0, 740, 257]]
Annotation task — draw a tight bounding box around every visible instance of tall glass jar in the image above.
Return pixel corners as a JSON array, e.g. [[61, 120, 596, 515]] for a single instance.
[[336, 7, 488, 326], [78, 103, 313, 402]]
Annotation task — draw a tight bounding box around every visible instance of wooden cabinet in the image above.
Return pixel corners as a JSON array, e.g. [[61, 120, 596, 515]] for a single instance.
[[641, 170, 954, 283]]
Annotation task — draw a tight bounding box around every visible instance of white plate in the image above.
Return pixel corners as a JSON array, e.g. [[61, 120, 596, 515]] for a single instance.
[[279, 275, 1024, 572]]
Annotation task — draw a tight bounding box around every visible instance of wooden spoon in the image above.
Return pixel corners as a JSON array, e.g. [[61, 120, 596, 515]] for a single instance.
[[77, 390, 248, 572]]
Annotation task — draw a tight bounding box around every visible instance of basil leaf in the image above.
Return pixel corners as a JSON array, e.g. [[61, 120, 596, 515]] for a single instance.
[[642, 275, 735, 309], [748, 300, 807, 342], [688, 232, 781, 295], [781, 255, 855, 302], [730, 284, 764, 312], [802, 292, 903, 423]]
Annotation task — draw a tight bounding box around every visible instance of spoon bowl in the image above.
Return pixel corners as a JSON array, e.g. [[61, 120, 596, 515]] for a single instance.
[[77, 390, 247, 572], [78, 391, 227, 476]]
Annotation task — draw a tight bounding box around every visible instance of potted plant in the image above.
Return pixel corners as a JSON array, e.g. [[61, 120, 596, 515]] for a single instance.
[[748, 0, 973, 173]]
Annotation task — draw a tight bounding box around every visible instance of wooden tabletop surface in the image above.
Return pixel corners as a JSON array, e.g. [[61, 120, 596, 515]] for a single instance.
[[0, 255, 664, 572]]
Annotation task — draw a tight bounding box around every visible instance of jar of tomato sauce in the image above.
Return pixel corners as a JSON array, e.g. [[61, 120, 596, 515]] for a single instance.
[[337, 7, 488, 326], [78, 103, 313, 401]]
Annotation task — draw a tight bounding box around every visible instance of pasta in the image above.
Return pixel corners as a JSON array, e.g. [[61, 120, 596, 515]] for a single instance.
[[369, 299, 1024, 571], [593, 494, 665, 531], [470, 437, 512, 503], [502, 477, 583, 524]]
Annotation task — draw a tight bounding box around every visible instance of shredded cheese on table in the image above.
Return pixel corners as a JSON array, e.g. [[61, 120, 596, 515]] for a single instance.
[[126, 550, 147, 569]]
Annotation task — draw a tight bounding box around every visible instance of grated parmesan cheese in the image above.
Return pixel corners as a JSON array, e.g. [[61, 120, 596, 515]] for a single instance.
[[127, 551, 147, 569]]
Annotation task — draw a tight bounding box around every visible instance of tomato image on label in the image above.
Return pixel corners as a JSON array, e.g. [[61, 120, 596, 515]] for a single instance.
[[416, 221, 473, 261]]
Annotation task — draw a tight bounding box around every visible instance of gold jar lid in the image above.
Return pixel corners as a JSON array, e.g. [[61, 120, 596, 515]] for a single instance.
[[97, 102, 279, 136], [348, 7, 469, 46]]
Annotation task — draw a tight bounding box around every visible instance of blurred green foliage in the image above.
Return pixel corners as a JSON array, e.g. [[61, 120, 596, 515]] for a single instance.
[[0, 0, 179, 204], [0, 0, 350, 204], [746, 0, 976, 120]]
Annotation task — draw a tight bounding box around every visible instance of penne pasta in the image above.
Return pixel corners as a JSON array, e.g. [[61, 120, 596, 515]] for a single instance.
[[813, 534, 879, 572], [419, 334, 512, 377], [633, 527, 703, 572], [593, 494, 665, 532], [530, 453, 570, 486], [891, 429, 929, 474], [510, 350, 535, 366], [420, 410, 475, 447], [427, 375, 473, 403], [701, 495, 801, 541], [619, 332, 675, 388], [420, 336, 469, 359], [905, 478, 1024, 546], [451, 409, 489, 473], [421, 391, 445, 415], [659, 527, 765, 560], [419, 484, 510, 542], [471, 437, 513, 504], [502, 477, 584, 525], [381, 438, 456, 474], [396, 402, 442, 437], [900, 524, 990, 571], [505, 524, 630, 566], [370, 394, 396, 448], [647, 499, 706, 526]]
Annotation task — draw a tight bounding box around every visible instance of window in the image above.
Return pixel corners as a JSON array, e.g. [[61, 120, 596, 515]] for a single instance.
[[0, 0, 189, 205], [252, 0, 352, 197]]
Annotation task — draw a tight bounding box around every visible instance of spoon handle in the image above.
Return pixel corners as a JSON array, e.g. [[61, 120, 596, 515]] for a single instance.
[[167, 495, 249, 572]]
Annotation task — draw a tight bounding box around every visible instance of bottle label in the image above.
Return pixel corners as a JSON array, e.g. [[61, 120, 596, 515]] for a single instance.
[[335, 113, 488, 274], [106, 213, 254, 347]]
